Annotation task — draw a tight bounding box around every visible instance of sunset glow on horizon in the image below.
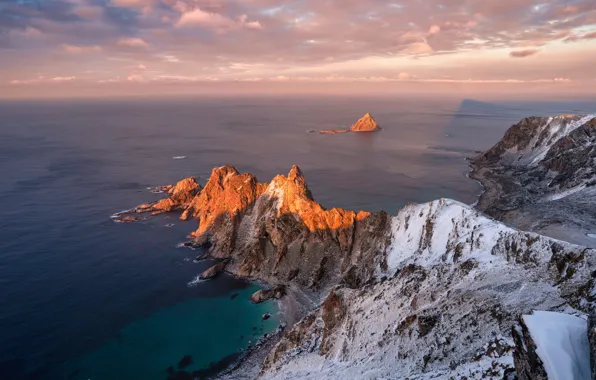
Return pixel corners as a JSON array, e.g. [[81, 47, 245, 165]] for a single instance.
[[2, 0, 596, 98]]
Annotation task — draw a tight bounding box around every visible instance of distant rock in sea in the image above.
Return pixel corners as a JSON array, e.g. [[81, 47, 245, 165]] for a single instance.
[[317, 113, 380, 134], [349, 112, 380, 132]]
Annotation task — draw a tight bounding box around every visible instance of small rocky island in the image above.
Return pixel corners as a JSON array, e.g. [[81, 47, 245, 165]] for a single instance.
[[318, 112, 380, 134], [114, 113, 596, 380]]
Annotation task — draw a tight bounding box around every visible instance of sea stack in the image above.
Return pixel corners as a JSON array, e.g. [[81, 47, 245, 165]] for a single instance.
[[349, 113, 380, 132]]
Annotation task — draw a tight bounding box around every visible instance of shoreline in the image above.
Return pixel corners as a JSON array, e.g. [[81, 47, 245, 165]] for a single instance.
[[204, 274, 314, 379]]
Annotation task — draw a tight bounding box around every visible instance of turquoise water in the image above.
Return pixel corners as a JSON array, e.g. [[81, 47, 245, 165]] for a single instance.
[[52, 285, 279, 380]]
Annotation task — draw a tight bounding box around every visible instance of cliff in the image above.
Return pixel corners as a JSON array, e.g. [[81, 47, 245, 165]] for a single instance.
[[186, 165, 388, 294]]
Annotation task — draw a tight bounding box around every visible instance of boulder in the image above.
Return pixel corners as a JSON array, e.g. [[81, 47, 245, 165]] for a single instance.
[[199, 262, 227, 280], [250, 285, 286, 303]]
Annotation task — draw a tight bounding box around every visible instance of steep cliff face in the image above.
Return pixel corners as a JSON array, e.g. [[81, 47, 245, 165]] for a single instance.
[[188, 165, 389, 295], [258, 199, 596, 379], [471, 114, 596, 247]]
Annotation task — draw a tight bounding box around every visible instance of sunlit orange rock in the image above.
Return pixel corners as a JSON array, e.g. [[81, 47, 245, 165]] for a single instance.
[[349, 113, 380, 132]]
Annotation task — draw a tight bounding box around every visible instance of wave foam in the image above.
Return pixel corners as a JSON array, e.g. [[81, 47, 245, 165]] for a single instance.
[[187, 274, 207, 287]]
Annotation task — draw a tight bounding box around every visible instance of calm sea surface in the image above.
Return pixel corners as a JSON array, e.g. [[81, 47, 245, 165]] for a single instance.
[[1, 96, 595, 380]]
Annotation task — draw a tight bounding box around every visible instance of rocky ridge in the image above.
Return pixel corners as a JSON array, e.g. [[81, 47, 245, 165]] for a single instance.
[[117, 113, 596, 380], [471, 114, 596, 247]]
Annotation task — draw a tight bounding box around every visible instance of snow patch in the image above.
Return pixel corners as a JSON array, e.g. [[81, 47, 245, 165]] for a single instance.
[[386, 199, 514, 273], [523, 311, 591, 380]]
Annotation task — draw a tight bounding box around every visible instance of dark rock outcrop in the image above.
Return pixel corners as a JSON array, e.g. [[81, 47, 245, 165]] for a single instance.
[[511, 317, 548, 380], [199, 261, 228, 280], [589, 312, 596, 378], [250, 286, 286, 303]]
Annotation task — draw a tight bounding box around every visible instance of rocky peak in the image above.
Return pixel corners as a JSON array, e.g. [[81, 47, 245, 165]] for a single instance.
[[287, 165, 305, 183], [167, 177, 201, 204], [188, 165, 267, 235], [349, 112, 379, 132]]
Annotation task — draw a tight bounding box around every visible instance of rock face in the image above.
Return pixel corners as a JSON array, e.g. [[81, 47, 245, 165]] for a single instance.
[[589, 312, 596, 378], [471, 114, 596, 247], [181, 165, 389, 297], [349, 113, 379, 132], [512, 317, 548, 380]]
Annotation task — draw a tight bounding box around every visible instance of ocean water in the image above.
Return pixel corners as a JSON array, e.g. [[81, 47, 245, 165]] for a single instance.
[[1, 96, 595, 380]]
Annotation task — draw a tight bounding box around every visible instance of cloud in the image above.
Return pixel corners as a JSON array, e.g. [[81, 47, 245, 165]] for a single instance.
[[52, 76, 76, 81], [399, 42, 434, 55], [509, 49, 540, 58], [2, 0, 596, 94], [117, 37, 149, 48], [428, 25, 441, 35], [9, 76, 77, 85], [162, 55, 180, 63], [176, 8, 262, 31], [126, 74, 146, 82], [110, 0, 153, 9], [62, 44, 103, 54], [565, 31, 596, 42]]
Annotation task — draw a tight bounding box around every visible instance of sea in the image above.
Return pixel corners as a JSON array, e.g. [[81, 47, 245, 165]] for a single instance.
[[1, 96, 595, 380]]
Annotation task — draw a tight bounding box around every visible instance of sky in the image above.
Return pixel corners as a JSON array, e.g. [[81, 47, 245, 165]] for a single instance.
[[1, 0, 596, 98]]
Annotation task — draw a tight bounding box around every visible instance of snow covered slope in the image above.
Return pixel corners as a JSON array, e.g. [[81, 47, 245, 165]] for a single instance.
[[260, 199, 596, 380], [522, 311, 590, 380], [472, 114, 596, 247]]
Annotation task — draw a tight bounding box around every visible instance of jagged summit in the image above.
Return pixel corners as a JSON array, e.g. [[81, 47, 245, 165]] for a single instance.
[[349, 112, 380, 132]]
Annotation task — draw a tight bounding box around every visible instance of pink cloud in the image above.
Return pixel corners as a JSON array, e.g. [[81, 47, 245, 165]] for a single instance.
[[176, 8, 262, 31], [62, 44, 102, 54], [509, 49, 539, 58], [9, 76, 77, 85], [117, 38, 149, 48]]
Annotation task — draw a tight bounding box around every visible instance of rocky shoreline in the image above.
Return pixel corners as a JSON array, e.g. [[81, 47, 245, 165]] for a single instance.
[[116, 113, 596, 380]]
